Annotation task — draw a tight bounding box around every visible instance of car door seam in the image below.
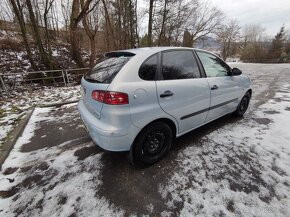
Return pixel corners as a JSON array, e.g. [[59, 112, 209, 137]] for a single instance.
[[180, 97, 239, 120]]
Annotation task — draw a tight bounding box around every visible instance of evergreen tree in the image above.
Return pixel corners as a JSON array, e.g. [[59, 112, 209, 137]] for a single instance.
[[182, 30, 193, 47], [268, 26, 285, 60]]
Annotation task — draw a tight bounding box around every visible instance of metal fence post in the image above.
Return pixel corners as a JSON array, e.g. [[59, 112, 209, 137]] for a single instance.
[[61, 70, 67, 86], [0, 75, 7, 94], [65, 70, 70, 85]]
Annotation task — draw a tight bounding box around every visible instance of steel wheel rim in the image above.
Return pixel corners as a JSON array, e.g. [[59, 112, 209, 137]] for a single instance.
[[239, 97, 248, 113], [143, 130, 166, 155]]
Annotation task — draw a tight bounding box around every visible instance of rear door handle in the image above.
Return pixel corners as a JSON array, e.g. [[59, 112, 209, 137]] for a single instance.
[[211, 85, 218, 90], [160, 90, 174, 98]]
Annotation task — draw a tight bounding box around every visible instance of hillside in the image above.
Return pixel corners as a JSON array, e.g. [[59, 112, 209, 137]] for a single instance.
[[0, 31, 90, 75]]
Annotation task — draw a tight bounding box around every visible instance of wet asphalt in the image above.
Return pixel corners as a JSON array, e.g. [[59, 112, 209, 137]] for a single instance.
[[1, 63, 290, 216]]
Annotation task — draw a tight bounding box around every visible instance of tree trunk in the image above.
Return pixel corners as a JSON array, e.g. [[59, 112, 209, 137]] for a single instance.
[[26, 0, 56, 69], [117, 0, 123, 48], [102, 0, 117, 49], [147, 0, 154, 46], [158, 0, 167, 46], [128, 0, 135, 48], [70, 0, 85, 67], [9, 0, 37, 70], [134, 0, 139, 47], [80, 0, 97, 67], [89, 36, 96, 66], [44, 0, 54, 62]]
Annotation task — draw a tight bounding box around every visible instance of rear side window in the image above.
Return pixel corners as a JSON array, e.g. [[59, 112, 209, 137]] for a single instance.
[[162, 51, 201, 80], [139, 54, 158, 81], [84, 53, 134, 83]]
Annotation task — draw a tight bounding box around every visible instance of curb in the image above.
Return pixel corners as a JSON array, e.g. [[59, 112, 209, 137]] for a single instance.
[[0, 108, 34, 171], [40, 100, 79, 108]]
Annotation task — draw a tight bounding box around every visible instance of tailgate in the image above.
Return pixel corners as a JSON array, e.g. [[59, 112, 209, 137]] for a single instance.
[[81, 78, 109, 119]]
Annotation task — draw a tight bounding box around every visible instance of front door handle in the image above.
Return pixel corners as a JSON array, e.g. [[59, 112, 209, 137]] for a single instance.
[[211, 85, 218, 90], [160, 90, 174, 98]]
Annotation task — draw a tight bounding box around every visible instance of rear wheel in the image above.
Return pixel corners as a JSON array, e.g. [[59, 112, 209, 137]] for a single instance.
[[234, 92, 251, 117], [131, 122, 173, 166]]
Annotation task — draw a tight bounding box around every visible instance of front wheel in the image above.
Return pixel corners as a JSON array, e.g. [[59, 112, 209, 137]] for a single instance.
[[234, 92, 251, 117], [131, 122, 173, 166]]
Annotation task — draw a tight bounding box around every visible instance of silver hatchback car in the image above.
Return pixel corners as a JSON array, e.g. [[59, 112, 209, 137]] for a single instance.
[[78, 47, 251, 165]]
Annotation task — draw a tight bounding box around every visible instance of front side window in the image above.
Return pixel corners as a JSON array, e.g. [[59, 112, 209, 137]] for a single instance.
[[139, 54, 157, 81], [162, 51, 201, 80], [196, 51, 230, 77]]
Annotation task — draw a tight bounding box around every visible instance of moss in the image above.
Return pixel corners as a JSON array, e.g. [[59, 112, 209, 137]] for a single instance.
[[11, 105, 21, 113], [0, 108, 5, 118]]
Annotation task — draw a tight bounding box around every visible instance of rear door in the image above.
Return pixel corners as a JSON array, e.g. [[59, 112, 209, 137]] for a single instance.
[[195, 51, 242, 122], [156, 50, 211, 134], [82, 53, 133, 118]]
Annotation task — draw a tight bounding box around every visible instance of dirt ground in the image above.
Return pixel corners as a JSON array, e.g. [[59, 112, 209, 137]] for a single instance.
[[0, 63, 290, 217]]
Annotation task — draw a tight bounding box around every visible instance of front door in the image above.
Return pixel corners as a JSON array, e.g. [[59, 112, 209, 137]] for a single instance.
[[156, 50, 211, 134], [195, 51, 242, 122]]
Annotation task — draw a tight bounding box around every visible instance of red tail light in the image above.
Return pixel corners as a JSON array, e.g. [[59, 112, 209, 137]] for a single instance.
[[92, 90, 129, 105]]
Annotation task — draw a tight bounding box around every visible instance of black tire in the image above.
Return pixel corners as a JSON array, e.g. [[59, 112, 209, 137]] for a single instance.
[[234, 92, 251, 117], [131, 122, 173, 166]]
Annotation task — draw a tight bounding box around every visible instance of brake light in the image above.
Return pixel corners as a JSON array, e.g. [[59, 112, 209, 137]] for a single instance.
[[92, 90, 129, 105]]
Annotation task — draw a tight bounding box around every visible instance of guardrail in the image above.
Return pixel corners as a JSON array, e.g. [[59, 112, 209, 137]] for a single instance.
[[0, 68, 89, 96]]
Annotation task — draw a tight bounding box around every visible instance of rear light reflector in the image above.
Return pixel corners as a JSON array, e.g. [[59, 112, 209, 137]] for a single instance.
[[92, 90, 129, 105]]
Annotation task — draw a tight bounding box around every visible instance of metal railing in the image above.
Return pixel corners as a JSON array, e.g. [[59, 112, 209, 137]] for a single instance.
[[65, 68, 90, 85], [0, 68, 89, 96]]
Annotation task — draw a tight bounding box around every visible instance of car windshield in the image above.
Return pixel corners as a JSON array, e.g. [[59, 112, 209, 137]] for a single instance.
[[84, 52, 134, 83]]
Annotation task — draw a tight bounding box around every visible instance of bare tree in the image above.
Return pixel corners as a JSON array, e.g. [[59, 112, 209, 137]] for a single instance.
[[26, 0, 56, 69], [240, 24, 268, 62], [101, 0, 138, 50], [242, 24, 265, 48], [70, 0, 94, 67], [60, 0, 72, 32], [43, 0, 55, 59], [50, 0, 59, 34], [5, 0, 229, 70], [134, 0, 140, 47], [80, 0, 101, 66], [188, 1, 224, 44], [102, 0, 117, 50], [8, 0, 37, 70], [156, 0, 168, 46], [147, 0, 223, 47], [0, 0, 14, 39], [151, 0, 193, 46], [147, 0, 154, 46], [216, 19, 240, 60]]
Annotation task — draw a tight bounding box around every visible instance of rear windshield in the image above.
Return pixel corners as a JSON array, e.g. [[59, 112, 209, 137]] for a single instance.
[[84, 52, 134, 83]]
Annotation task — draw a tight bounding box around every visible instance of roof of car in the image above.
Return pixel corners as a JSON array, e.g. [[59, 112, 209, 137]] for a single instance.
[[110, 46, 197, 56], [105, 47, 225, 63]]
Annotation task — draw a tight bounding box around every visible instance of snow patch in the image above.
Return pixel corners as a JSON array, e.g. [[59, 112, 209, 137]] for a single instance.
[[0, 105, 124, 216], [159, 85, 290, 216]]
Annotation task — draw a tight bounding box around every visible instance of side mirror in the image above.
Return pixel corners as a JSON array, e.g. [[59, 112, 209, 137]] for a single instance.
[[232, 68, 242, 76]]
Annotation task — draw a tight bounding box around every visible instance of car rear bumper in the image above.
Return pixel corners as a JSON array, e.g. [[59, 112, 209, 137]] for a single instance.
[[78, 100, 139, 151]]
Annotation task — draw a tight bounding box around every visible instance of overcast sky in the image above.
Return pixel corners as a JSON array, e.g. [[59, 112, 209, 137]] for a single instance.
[[1, 0, 289, 37], [210, 0, 290, 36]]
